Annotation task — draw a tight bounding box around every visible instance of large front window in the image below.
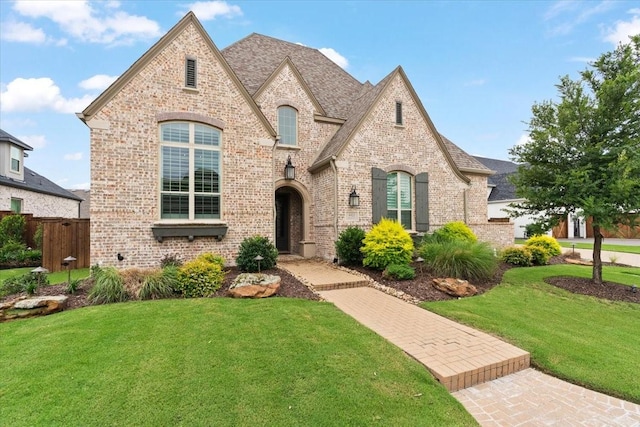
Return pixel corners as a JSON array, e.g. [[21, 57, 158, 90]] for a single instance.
[[387, 172, 412, 229], [278, 106, 298, 145], [160, 122, 221, 220], [10, 146, 21, 172]]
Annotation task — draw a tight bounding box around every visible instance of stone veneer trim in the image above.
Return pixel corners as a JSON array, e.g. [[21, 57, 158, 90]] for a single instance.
[[156, 112, 226, 130]]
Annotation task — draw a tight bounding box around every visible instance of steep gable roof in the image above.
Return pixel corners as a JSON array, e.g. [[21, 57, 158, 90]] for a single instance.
[[473, 156, 520, 174], [78, 12, 275, 137], [439, 136, 493, 174], [473, 156, 522, 201], [222, 33, 363, 119], [0, 167, 83, 201], [0, 129, 33, 151]]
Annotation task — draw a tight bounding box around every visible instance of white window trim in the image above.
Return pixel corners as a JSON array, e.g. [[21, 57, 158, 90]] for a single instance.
[[158, 122, 223, 223], [10, 146, 21, 172]]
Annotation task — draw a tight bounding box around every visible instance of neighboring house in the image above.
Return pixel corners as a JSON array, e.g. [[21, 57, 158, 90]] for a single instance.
[[69, 189, 90, 219], [0, 129, 82, 218], [78, 12, 512, 268], [473, 156, 586, 239]]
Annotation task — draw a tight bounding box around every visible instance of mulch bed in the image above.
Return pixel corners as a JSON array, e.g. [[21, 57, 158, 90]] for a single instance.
[[3, 256, 637, 312]]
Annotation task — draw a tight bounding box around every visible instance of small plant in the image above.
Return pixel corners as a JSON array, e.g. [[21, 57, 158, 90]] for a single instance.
[[431, 221, 477, 244], [528, 245, 551, 266], [0, 214, 26, 244], [160, 253, 183, 268], [88, 267, 128, 304], [67, 278, 81, 295], [140, 268, 177, 300], [609, 254, 619, 264], [525, 235, 562, 257], [33, 223, 44, 250], [236, 236, 278, 272], [176, 259, 225, 297], [383, 263, 416, 280], [335, 226, 366, 265], [361, 218, 414, 270], [0, 272, 47, 297], [500, 246, 533, 267], [420, 240, 497, 282]]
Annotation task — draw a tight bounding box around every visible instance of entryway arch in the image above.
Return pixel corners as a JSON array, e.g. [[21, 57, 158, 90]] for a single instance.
[[274, 179, 312, 256]]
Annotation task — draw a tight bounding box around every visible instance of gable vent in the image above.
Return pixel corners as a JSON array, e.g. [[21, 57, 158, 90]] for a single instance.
[[185, 58, 197, 88]]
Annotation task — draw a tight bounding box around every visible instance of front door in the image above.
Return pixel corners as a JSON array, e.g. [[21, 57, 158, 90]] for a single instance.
[[275, 193, 290, 252]]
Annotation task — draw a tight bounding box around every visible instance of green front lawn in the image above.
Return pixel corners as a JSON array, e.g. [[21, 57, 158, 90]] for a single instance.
[[514, 239, 640, 255], [0, 268, 90, 285], [424, 265, 640, 403], [0, 298, 475, 426]]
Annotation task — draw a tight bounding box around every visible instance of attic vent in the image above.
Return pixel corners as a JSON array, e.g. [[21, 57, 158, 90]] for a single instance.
[[185, 57, 197, 88], [395, 101, 403, 125]]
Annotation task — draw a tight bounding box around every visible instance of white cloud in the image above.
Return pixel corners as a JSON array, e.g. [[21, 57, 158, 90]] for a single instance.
[[183, 1, 243, 20], [69, 182, 90, 190], [603, 9, 640, 46], [545, 0, 613, 36], [64, 152, 83, 161], [0, 21, 46, 43], [319, 47, 349, 69], [464, 79, 487, 87], [12, 0, 162, 45], [515, 134, 531, 146], [79, 74, 118, 91], [18, 134, 47, 149], [0, 77, 95, 113], [568, 56, 596, 63]]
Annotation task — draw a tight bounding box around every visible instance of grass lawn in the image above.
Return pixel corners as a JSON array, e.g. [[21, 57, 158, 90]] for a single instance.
[[0, 298, 476, 426], [514, 238, 640, 255], [0, 267, 90, 284], [424, 265, 640, 403]]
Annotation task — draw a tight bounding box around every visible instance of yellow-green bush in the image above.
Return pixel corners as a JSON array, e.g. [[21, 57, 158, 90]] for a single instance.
[[361, 218, 414, 270], [525, 235, 562, 257], [430, 221, 477, 243], [500, 246, 532, 266], [196, 253, 225, 268], [177, 259, 225, 297]]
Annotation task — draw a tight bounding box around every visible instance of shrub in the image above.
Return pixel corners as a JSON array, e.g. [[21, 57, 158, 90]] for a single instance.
[[177, 259, 225, 297], [88, 267, 128, 304], [525, 235, 562, 257], [0, 242, 27, 262], [33, 224, 43, 250], [524, 223, 549, 238], [140, 268, 178, 300], [67, 278, 81, 295], [335, 227, 366, 265], [420, 240, 497, 282], [432, 221, 477, 244], [361, 218, 414, 270], [528, 245, 551, 266], [383, 263, 416, 280], [500, 246, 532, 266], [0, 214, 26, 244], [1, 272, 48, 297], [160, 253, 183, 268], [236, 236, 278, 272], [196, 253, 225, 268]]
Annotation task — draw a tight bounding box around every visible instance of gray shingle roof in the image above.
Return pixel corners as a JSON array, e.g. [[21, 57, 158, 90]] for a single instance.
[[440, 136, 492, 173], [0, 129, 33, 151], [473, 156, 522, 201], [221, 33, 364, 118], [473, 156, 520, 174], [0, 167, 83, 202]]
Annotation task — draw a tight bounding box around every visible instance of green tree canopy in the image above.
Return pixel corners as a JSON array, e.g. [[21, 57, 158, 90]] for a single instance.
[[509, 35, 640, 284]]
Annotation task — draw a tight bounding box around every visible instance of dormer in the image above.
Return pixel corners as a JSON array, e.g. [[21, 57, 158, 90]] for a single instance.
[[0, 129, 33, 182]]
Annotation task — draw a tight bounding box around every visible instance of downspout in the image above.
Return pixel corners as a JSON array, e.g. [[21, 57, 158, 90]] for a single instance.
[[330, 156, 339, 242], [463, 188, 469, 224], [272, 136, 280, 241]]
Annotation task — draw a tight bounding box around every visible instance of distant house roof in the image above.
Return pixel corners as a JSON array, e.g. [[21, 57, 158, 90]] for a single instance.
[[473, 156, 522, 202], [0, 167, 83, 202], [69, 189, 90, 218], [0, 128, 33, 151]]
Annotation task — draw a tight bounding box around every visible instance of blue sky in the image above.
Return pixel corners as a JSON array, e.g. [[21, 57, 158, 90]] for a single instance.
[[1, 1, 638, 190]]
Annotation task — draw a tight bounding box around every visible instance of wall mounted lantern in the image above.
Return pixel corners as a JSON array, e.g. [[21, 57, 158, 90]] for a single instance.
[[349, 186, 360, 207], [284, 155, 295, 180]]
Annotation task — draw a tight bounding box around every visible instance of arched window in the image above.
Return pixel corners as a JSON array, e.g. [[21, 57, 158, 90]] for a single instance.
[[159, 122, 221, 220], [277, 106, 298, 145], [387, 171, 412, 229]]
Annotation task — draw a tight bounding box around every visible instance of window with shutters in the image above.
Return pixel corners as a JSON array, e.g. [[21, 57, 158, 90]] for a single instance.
[[387, 171, 412, 229], [185, 57, 197, 88], [277, 106, 298, 145], [159, 122, 221, 220], [395, 101, 403, 125]]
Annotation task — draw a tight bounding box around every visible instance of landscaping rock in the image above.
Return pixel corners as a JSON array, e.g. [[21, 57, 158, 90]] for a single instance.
[[432, 278, 478, 297], [0, 295, 68, 322], [228, 273, 281, 298]]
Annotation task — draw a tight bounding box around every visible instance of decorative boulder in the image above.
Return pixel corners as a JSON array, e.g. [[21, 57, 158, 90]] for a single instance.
[[1, 295, 68, 322], [432, 278, 478, 297], [228, 273, 281, 298]]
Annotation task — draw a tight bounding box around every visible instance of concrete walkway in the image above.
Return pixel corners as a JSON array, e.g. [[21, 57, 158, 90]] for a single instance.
[[279, 259, 640, 426]]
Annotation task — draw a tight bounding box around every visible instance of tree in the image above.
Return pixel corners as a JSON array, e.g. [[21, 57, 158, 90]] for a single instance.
[[509, 35, 640, 284]]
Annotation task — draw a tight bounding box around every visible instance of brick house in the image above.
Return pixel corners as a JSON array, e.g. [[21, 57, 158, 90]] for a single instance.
[[78, 12, 512, 268], [0, 129, 82, 218]]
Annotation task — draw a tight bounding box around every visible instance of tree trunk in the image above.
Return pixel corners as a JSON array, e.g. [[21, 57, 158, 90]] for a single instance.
[[592, 223, 603, 285]]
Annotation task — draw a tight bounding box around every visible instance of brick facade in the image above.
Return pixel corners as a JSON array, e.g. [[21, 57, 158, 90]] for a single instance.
[[0, 186, 79, 218]]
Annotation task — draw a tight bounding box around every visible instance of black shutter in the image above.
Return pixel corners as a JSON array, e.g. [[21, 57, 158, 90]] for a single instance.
[[415, 172, 429, 232], [372, 167, 387, 224], [185, 58, 197, 88]]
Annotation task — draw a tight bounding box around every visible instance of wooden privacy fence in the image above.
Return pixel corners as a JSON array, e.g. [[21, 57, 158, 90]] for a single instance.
[[0, 211, 90, 272]]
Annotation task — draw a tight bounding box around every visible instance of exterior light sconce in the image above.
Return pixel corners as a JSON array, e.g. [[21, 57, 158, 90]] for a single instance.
[[284, 155, 295, 180], [348, 186, 360, 207]]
